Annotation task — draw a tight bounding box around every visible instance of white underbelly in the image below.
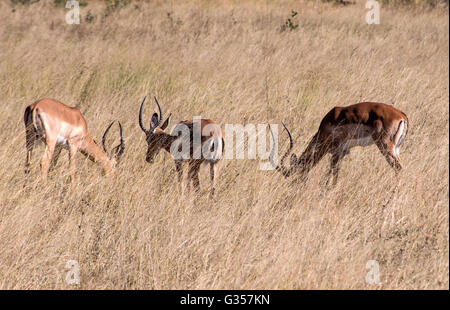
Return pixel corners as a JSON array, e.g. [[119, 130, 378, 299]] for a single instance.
[[342, 136, 374, 149], [56, 135, 68, 145]]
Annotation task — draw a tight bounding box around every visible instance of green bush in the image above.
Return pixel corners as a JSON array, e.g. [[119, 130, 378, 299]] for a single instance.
[[280, 10, 299, 32], [10, 0, 88, 6], [104, 0, 131, 17], [10, 0, 38, 4]]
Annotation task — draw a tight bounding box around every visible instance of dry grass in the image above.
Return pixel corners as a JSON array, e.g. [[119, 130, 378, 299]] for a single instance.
[[0, 0, 448, 289]]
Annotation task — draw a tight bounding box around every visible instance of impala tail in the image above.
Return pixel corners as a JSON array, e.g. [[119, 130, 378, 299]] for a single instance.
[[24, 106, 34, 138], [24, 105, 45, 155], [24, 105, 32, 128], [393, 117, 408, 156]]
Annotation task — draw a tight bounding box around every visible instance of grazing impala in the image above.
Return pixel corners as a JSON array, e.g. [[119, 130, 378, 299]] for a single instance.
[[270, 102, 408, 186], [138, 96, 224, 197], [24, 98, 125, 185]]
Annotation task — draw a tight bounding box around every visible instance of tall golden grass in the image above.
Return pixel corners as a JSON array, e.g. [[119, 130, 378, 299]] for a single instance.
[[0, 0, 448, 289]]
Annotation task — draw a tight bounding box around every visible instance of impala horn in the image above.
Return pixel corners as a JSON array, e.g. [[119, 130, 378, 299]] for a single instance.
[[103, 121, 125, 160], [139, 96, 149, 133], [139, 96, 164, 132], [269, 122, 295, 177], [154, 96, 163, 124]]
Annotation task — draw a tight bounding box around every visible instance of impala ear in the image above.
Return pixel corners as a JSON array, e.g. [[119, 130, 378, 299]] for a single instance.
[[150, 113, 159, 131], [159, 113, 172, 130]]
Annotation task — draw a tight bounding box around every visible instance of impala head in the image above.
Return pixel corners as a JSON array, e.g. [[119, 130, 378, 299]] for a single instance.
[[138, 96, 172, 164], [102, 120, 125, 169]]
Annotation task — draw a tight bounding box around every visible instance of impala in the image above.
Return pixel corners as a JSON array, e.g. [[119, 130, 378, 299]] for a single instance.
[[138, 96, 224, 197], [270, 102, 408, 186], [24, 98, 125, 185]]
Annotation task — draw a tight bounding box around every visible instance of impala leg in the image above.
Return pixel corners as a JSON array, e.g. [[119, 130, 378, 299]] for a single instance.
[[187, 161, 201, 194], [186, 162, 195, 193], [392, 139, 404, 172], [186, 178, 191, 193], [193, 164, 201, 193], [374, 138, 402, 174], [392, 153, 402, 172], [24, 126, 36, 175], [209, 162, 219, 198], [41, 139, 56, 185], [326, 152, 343, 187], [25, 144, 34, 175], [186, 166, 192, 194], [68, 144, 78, 186], [175, 160, 184, 198], [49, 145, 63, 172]]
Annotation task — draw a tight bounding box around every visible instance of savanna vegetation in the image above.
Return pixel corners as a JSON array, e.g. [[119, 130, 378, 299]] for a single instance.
[[0, 0, 448, 289]]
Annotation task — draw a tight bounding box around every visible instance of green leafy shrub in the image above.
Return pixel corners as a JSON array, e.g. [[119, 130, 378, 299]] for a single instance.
[[280, 10, 299, 32], [104, 0, 131, 18], [85, 10, 96, 23]]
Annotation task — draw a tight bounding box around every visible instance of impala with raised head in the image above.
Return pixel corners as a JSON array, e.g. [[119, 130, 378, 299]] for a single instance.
[[138, 96, 224, 198], [24, 98, 125, 185], [270, 102, 408, 186]]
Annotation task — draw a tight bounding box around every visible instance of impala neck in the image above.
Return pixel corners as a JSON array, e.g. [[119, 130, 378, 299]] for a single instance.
[[297, 132, 327, 176], [280, 132, 325, 178], [81, 135, 115, 174], [153, 129, 178, 154]]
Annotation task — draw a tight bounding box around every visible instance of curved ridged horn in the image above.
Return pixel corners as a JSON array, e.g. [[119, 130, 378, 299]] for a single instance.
[[102, 121, 115, 158], [154, 96, 163, 123], [115, 121, 125, 160], [269, 122, 295, 177], [139, 96, 148, 133], [102, 121, 125, 160]]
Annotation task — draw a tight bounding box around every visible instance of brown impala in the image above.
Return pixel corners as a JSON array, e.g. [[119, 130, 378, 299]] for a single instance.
[[138, 96, 224, 198], [270, 102, 408, 186], [24, 98, 125, 185]]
